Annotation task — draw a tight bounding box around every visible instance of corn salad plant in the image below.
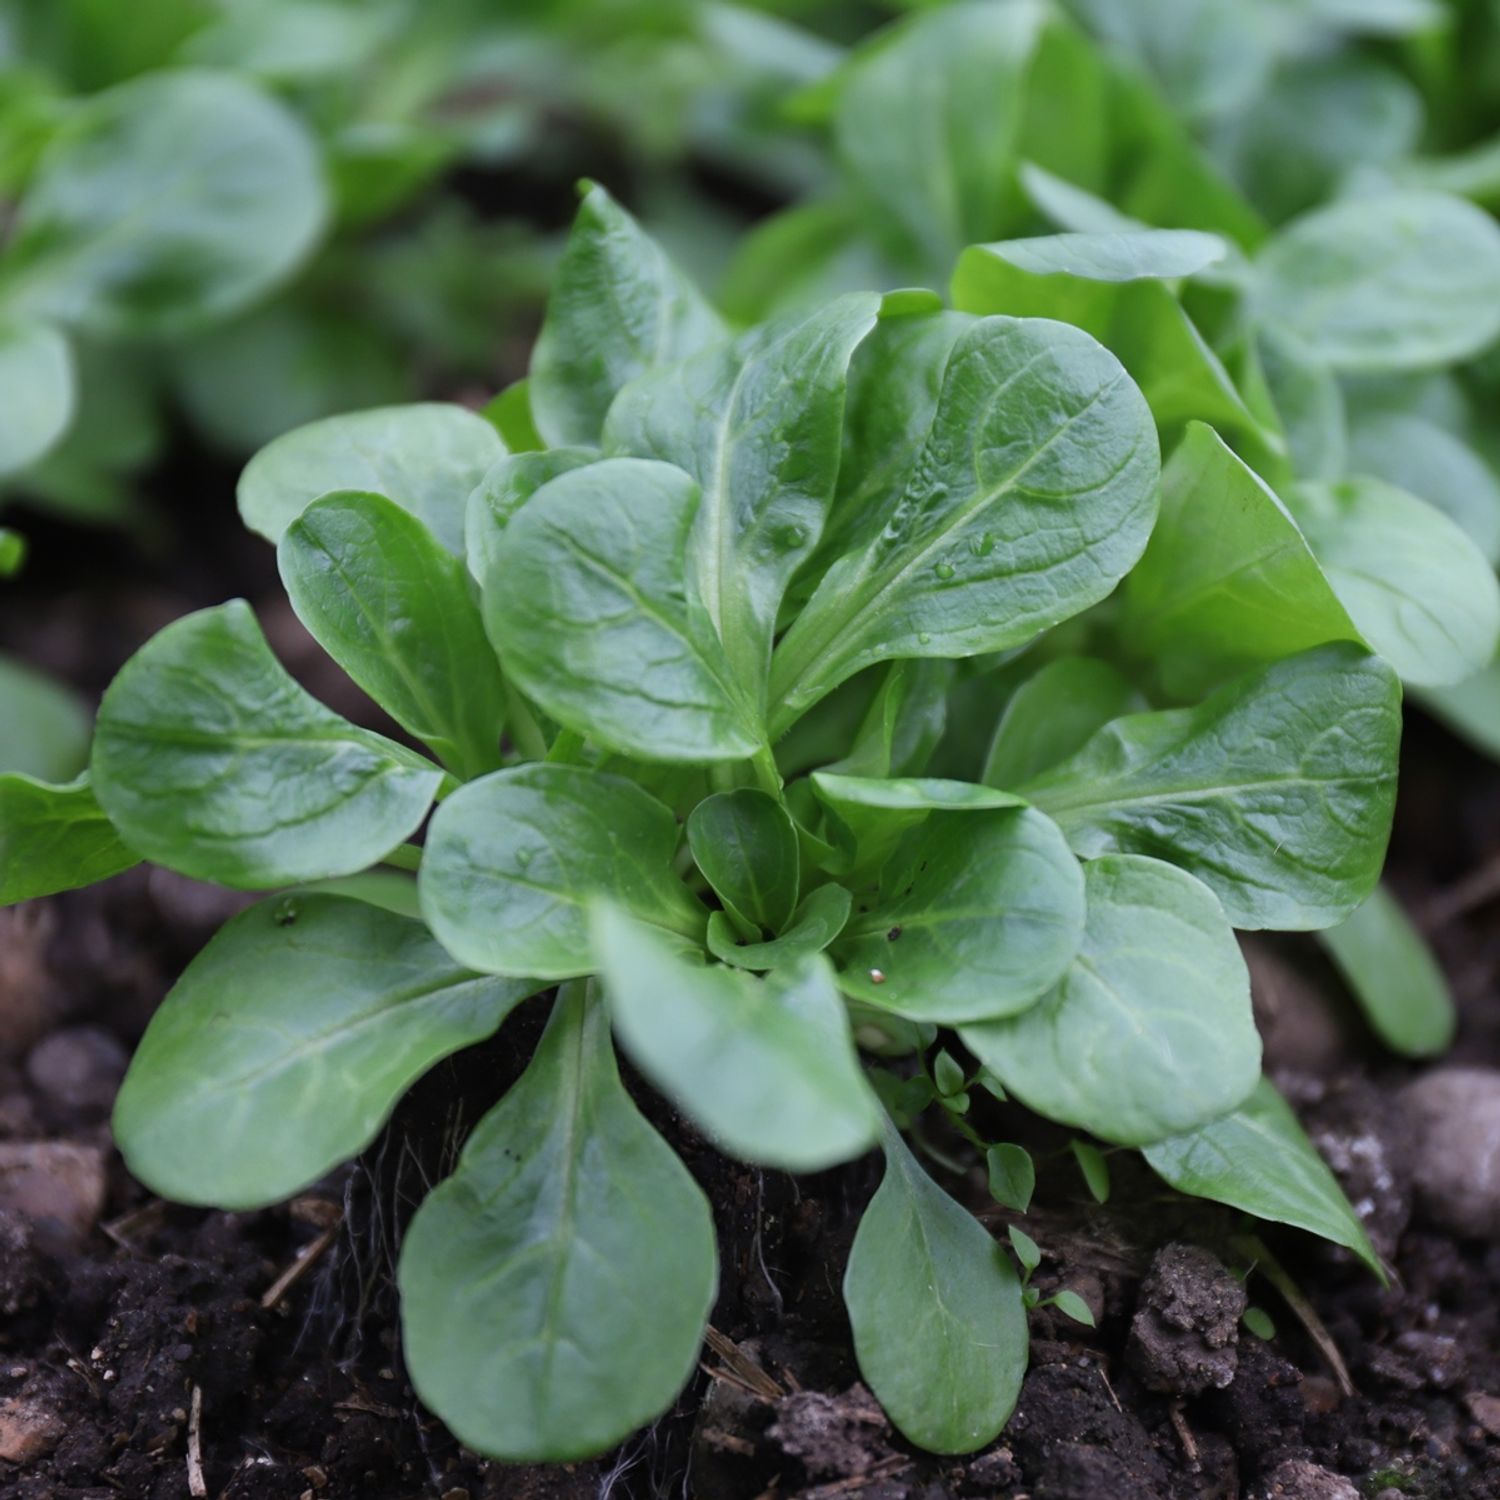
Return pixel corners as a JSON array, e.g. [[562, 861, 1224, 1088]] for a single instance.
[[0, 181, 1406, 1457]]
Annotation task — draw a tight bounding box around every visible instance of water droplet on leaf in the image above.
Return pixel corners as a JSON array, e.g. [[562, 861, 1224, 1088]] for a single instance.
[[934, 562, 955, 580]]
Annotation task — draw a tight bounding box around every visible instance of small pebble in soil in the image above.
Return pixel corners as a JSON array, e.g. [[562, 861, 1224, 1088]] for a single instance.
[[1256, 1458, 1360, 1500], [1399, 1066, 1500, 1239], [1126, 1242, 1246, 1395], [26, 1024, 128, 1126], [0, 1140, 107, 1253]]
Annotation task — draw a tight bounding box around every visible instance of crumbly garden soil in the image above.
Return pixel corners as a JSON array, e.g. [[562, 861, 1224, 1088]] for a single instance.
[[2, 436, 1500, 1499]]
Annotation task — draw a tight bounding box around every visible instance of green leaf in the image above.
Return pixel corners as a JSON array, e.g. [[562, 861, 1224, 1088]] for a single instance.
[[1050, 1289, 1096, 1327], [986, 1143, 1035, 1213], [769, 316, 1159, 731], [706, 883, 853, 971], [464, 448, 596, 586], [420, 764, 704, 981], [605, 294, 881, 699], [113, 895, 539, 1210], [0, 530, 23, 577], [1285, 478, 1500, 689], [0, 773, 137, 904], [1024, 644, 1401, 930], [833, 0, 1044, 273], [811, 770, 1027, 879], [950, 232, 1263, 442], [1119, 423, 1360, 700], [594, 906, 879, 1172], [845, 1118, 1028, 1453], [1255, 323, 1346, 483], [1316, 884, 1455, 1058], [1242, 1306, 1276, 1340], [1252, 191, 1500, 372], [279, 492, 506, 781], [1142, 1076, 1382, 1275], [482, 378, 544, 453], [686, 789, 799, 935], [933, 1049, 966, 1098], [399, 985, 718, 1461], [0, 654, 90, 781], [1070, 1140, 1112, 1204], [530, 183, 724, 447], [964, 857, 1260, 1145], [1417, 658, 1500, 759], [1008, 1223, 1042, 1273], [482, 458, 763, 763], [0, 319, 73, 476], [834, 806, 1085, 1023], [1348, 411, 1500, 567], [4, 70, 325, 335], [982, 657, 1142, 789], [91, 601, 442, 888], [238, 403, 504, 554], [823, 659, 955, 782]]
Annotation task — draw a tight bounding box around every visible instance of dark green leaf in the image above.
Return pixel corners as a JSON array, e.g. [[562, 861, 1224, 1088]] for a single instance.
[[1008, 1223, 1042, 1273], [966, 857, 1259, 1144], [686, 789, 800, 935], [1142, 1076, 1382, 1275], [986, 1143, 1035, 1213], [0, 773, 137, 904], [483, 458, 763, 762], [420, 764, 704, 981], [605, 295, 881, 698], [530, 183, 723, 447], [594, 906, 879, 1172], [92, 602, 442, 888], [706, 883, 853, 971], [845, 1118, 1028, 1453], [1119, 423, 1359, 700], [1317, 884, 1455, 1058], [1071, 1141, 1111, 1204], [769, 316, 1159, 731], [114, 895, 539, 1209], [5, 70, 325, 334], [239, 402, 504, 554], [399, 985, 718, 1461], [834, 806, 1085, 1023], [1050, 1289, 1096, 1327], [279, 491, 506, 781], [1024, 644, 1401, 929]]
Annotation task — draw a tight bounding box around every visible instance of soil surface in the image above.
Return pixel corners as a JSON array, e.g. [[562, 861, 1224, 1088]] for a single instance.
[[3, 349, 1500, 1500]]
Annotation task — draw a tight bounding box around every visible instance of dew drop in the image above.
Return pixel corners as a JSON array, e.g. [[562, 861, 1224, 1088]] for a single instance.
[[970, 531, 996, 558], [273, 898, 300, 928], [869, 968, 887, 985], [934, 561, 956, 580], [776, 523, 809, 551], [516, 848, 533, 867], [917, 632, 932, 645]]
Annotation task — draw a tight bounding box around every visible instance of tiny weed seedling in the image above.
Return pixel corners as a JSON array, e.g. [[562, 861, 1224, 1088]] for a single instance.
[[2, 181, 1401, 1458]]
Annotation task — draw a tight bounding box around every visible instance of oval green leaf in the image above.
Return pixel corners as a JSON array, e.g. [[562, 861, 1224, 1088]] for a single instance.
[[706, 883, 853, 971], [686, 788, 800, 935], [0, 773, 137, 905], [0, 319, 73, 476]]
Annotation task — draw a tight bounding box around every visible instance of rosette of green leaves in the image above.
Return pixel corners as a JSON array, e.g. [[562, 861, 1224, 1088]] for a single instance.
[[3, 189, 1398, 1461]]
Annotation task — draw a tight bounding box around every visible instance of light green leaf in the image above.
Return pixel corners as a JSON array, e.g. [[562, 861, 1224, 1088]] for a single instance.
[[811, 771, 1027, 878], [420, 764, 704, 981], [4, 70, 326, 335], [1348, 411, 1500, 567], [833, 0, 1046, 273], [1119, 423, 1360, 700], [1417, 658, 1500, 758], [605, 295, 881, 698], [769, 316, 1159, 732], [1256, 322, 1347, 482], [0, 773, 137, 904], [91, 601, 442, 888], [1050, 1289, 1096, 1326], [1286, 478, 1500, 689], [530, 183, 724, 447], [834, 806, 1084, 1022], [482, 378, 544, 454], [464, 448, 596, 586], [982, 657, 1142, 789], [1253, 191, 1500, 372], [822, 659, 955, 782], [595, 906, 879, 1172], [686, 788, 799, 935], [845, 1117, 1028, 1453], [1143, 1076, 1382, 1275], [279, 491, 505, 781], [964, 856, 1260, 1144], [482, 458, 763, 763], [0, 319, 73, 476], [0, 654, 91, 781], [1070, 1139, 1111, 1203], [951, 233, 1260, 442], [399, 985, 718, 1461], [1025, 644, 1401, 930], [238, 403, 504, 554], [707, 883, 853, 972], [114, 895, 539, 1210], [1317, 884, 1455, 1058]]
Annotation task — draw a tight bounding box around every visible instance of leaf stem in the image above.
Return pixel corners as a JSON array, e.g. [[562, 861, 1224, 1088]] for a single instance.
[[503, 682, 549, 762], [380, 843, 425, 873]]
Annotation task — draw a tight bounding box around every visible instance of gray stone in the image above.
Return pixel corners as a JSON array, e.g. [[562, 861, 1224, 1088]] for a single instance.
[[1399, 1066, 1500, 1239]]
